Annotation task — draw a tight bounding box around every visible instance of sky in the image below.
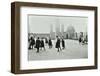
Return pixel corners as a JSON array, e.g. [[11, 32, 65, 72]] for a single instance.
[[28, 15, 88, 33]]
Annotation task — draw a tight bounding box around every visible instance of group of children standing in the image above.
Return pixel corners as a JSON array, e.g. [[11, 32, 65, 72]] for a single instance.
[[28, 36, 65, 53], [79, 35, 88, 45]]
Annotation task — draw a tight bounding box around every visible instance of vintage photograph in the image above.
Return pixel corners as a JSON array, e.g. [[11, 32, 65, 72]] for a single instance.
[[28, 15, 88, 61], [11, 2, 97, 73]]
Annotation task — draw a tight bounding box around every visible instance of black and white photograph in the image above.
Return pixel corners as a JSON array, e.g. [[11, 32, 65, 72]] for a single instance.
[[28, 15, 88, 61], [11, 2, 97, 74]]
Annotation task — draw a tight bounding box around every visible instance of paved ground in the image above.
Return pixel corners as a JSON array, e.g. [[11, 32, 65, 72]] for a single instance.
[[28, 39, 88, 61]]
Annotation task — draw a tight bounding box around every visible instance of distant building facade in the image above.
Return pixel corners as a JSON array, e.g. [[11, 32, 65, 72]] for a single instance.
[[28, 33, 50, 39], [28, 19, 87, 41]]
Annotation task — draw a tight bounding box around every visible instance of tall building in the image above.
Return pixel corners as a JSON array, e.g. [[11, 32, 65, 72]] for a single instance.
[[55, 19, 62, 37], [50, 24, 55, 39]]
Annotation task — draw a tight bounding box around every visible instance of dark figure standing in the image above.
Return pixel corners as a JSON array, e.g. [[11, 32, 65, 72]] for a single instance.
[[61, 37, 65, 49], [55, 36, 61, 52], [35, 37, 41, 53], [82, 37, 85, 45], [28, 36, 35, 49], [40, 38, 45, 50], [48, 37, 52, 49], [45, 38, 48, 45], [79, 36, 82, 44]]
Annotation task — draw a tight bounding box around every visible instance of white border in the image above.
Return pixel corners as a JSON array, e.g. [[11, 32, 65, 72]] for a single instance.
[[20, 7, 94, 70]]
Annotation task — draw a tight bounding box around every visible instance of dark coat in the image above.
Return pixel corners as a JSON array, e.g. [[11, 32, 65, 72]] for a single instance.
[[48, 39, 52, 46], [40, 40, 44, 47], [29, 37, 35, 49], [55, 39, 60, 48], [79, 37, 82, 43], [62, 39, 65, 48], [35, 39, 41, 49], [45, 38, 48, 44], [31, 38, 35, 45], [29, 37, 35, 45]]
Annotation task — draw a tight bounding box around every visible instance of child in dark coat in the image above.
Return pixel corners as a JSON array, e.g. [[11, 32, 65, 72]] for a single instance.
[[28, 36, 35, 49], [45, 37, 48, 45], [55, 36, 61, 52], [61, 37, 65, 49], [35, 37, 41, 53], [48, 37, 52, 49], [79, 36, 82, 44], [40, 38, 45, 50]]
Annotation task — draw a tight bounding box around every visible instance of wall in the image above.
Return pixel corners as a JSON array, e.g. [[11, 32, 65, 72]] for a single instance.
[[0, 0, 100, 76]]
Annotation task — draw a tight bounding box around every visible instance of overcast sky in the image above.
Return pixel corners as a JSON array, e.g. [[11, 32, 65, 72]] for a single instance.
[[28, 15, 88, 33]]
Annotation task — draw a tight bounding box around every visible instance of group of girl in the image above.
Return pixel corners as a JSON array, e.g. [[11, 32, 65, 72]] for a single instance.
[[28, 36, 65, 53]]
